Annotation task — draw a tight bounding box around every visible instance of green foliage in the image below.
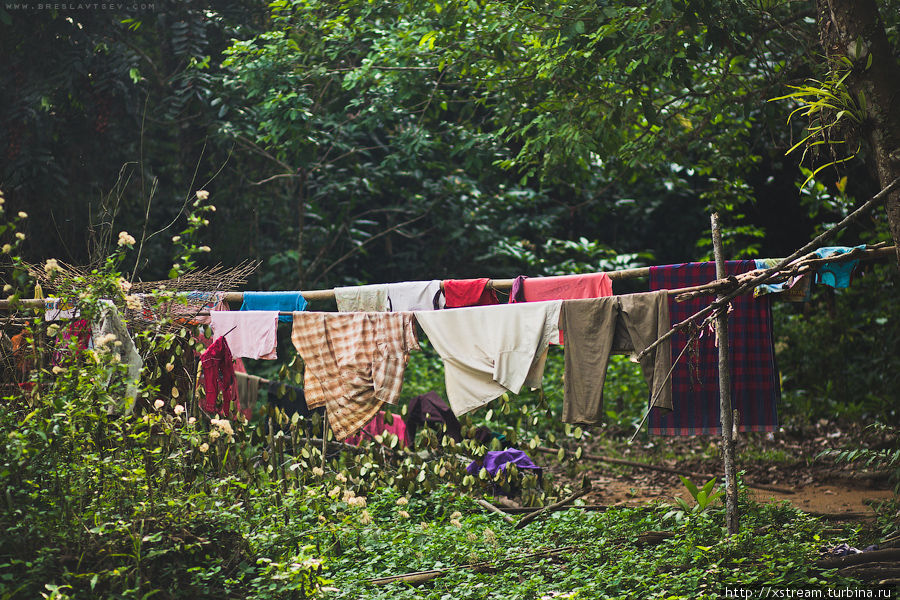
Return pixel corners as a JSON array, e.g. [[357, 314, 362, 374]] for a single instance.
[[818, 423, 900, 493], [775, 262, 900, 422], [0, 204, 331, 599], [664, 476, 725, 524], [310, 484, 860, 599], [770, 68, 865, 187]]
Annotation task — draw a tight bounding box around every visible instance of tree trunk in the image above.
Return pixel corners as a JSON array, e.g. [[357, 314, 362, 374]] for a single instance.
[[817, 0, 900, 267]]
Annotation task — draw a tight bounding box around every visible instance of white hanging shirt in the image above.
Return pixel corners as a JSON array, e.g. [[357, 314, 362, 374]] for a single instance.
[[414, 301, 562, 416], [386, 280, 444, 311]]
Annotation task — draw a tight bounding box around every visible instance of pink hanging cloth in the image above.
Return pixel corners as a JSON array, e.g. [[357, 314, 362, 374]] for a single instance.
[[514, 273, 614, 343], [344, 411, 410, 448]]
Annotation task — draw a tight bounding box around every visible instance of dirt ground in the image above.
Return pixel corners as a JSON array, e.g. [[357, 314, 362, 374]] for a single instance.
[[544, 421, 897, 517]]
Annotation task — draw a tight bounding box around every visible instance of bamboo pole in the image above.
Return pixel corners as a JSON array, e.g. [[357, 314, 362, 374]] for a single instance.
[[711, 212, 739, 535], [1, 244, 893, 312]]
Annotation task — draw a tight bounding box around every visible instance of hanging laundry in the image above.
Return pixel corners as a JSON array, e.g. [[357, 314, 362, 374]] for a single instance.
[[812, 245, 865, 288], [509, 273, 613, 344], [9, 327, 34, 378], [515, 272, 613, 302], [334, 284, 390, 312], [266, 380, 322, 417], [442, 278, 499, 308], [44, 298, 78, 321], [405, 391, 463, 446], [234, 372, 260, 420], [403, 391, 498, 448], [509, 275, 527, 303], [414, 301, 562, 416], [648, 261, 779, 435], [52, 318, 92, 366], [240, 291, 307, 323], [136, 291, 225, 325], [752, 259, 811, 302], [291, 311, 419, 441], [386, 280, 444, 311], [559, 291, 672, 424], [91, 302, 143, 411], [210, 310, 278, 360], [199, 336, 238, 416], [466, 449, 541, 477], [344, 410, 410, 448]]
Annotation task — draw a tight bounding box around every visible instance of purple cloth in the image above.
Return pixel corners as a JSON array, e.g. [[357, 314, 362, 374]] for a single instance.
[[466, 449, 541, 476], [648, 261, 779, 435], [509, 275, 527, 303]]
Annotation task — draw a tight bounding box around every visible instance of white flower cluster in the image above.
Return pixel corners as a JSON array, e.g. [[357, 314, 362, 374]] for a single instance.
[[125, 295, 142, 311], [44, 258, 61, 276], [117, 231, 136, 247], [209, 417, 234, 436], [341, 489, 367, 508], [94, 333, 119, 348]]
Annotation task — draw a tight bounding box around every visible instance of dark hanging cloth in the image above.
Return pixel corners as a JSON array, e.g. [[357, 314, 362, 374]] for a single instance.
[[404, 391, 499, 448], [648, 261, 779, 435], [405, 391, 463, 446], [266, 381, 323, 418]]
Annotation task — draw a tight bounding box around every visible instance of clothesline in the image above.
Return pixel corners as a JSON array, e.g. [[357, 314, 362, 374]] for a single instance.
[[0, 244, 893, 312], [220, 245, 893, 304]]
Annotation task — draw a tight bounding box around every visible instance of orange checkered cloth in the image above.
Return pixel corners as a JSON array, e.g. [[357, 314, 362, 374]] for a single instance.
[[290, 311, 419, 441]]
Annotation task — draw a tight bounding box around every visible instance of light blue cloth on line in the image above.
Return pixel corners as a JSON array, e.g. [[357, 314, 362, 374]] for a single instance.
[[812, 245, 865, 288], [753, 259, 790, 296], [240, 291, 308, 322]]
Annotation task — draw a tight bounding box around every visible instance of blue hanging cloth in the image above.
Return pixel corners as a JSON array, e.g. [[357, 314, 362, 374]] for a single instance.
[[812, 245, 865, 288], [240, 291, 308, 322]]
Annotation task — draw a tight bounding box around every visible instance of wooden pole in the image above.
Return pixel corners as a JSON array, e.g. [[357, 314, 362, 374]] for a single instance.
[[710, 212, 739, 535], [473, 498, 517, 525], [514, 483, 592, 529], [2, 244, 894, 312]]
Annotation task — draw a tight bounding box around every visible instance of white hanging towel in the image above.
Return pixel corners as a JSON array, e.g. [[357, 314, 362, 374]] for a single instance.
[[414, 300, 562, 416], [210, 310, 279, 360], [334, 284, 390, 312], [91, 301, 143, 411], [386, 280, 444, 311]]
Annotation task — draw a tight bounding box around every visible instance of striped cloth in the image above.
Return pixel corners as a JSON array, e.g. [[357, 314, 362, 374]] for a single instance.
[[648, 261, 779, 435], [290, 312, 419, 441]]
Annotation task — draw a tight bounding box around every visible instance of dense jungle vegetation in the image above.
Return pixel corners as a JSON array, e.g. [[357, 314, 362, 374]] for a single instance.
[[1, 0, 899, 598]]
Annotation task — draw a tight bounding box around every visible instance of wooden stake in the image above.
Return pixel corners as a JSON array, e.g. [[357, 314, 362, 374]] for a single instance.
[[515, 482, 592, 529], [473, 498, 517, 525], [711, 212, 739, 535]]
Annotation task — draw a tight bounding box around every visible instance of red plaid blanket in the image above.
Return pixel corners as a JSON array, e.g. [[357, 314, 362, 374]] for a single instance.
[[648, 261, 779, 435]]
